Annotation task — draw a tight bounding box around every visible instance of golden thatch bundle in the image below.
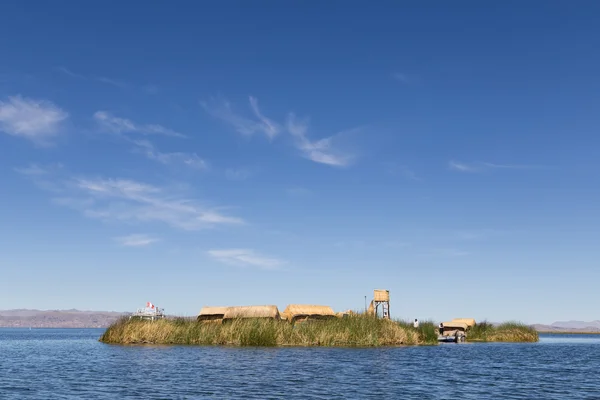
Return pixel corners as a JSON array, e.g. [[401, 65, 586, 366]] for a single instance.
[[281, 304, 335, 323], [452, 318, 476, 327], [373, 289, 389, 302], [441, 321, 469, 331], [222, 305, 280, 321], [197, 306, 229, 322]]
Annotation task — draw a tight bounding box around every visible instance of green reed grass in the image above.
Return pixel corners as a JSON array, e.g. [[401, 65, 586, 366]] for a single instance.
[[467, 320, 538, 342], [100, 316, 538, 346]]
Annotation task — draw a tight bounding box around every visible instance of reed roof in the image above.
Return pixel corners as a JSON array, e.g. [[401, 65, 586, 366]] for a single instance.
[[198, 306, 229, 316], [373, 289, 390, 302], [222, 305, 280, 320], [281, 304, 335, 321], [452, 318, 476, 327], [442, 321, 469, 330]]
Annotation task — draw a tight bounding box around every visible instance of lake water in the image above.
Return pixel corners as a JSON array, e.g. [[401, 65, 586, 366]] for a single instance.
[[1, 329, 599, 399]]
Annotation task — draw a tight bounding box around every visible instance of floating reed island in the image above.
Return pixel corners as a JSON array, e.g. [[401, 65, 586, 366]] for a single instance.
[[100, 312, 436, 346], [100, 302, 538, 346]]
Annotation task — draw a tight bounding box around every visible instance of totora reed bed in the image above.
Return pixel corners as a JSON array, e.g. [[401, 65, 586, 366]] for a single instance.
[[466, 321, 539, 342], [100, 315, 538, 346]]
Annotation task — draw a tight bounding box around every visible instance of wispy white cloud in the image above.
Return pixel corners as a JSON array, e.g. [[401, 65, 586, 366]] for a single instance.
[[203, 95, 358, 166], [248, 96, 279, 138], [94, 111, 186, 138], [114, 234, 160, 247], [132, 140, 207, 170], [17, 168, 244, 230], [0, 96, 68, 144], [286, 114, 353, 167], [207, 248, 284, 270], [70, 178, 243, 230], [201, 96, 280, 138], [449, 160, 550, 173], [449, 160, 479, 172]]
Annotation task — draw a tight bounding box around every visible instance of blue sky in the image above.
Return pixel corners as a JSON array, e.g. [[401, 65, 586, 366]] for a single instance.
[[1, 2, 599, 324]]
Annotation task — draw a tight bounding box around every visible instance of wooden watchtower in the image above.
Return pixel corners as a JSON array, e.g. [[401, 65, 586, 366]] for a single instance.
[[372, 289, 390, 319]]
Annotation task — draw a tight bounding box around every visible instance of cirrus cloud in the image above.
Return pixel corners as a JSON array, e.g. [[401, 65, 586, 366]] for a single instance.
[[207, 248, 285, 270], [94, 111, 186, 138], [201, 96, 280, 139], [286, 113, 353, 167], [16, 165, 244, 231], [114, 234, 160, 247], [0, 95, 68, 145], [449, 160, 552, 173]]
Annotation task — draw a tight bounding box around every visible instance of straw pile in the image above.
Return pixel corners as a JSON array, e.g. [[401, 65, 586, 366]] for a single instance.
[[373, 289, 389, 302], [197, 306, 229, 322], [441, 321, 469, 330], [281, 304, 335, 323], [222, 305, 280, 321], [451, 318, 476, 327]]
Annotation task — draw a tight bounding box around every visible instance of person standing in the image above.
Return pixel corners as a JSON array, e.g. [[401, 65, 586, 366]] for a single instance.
[[413, 318, 419, 328]]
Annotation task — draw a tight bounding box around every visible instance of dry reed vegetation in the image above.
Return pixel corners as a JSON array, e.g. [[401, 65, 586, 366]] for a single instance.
[[100, 314, 429, 347], [99, 316, 538, 346]]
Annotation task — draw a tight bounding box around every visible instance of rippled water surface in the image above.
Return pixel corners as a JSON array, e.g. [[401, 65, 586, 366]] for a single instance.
[[1, 329, 599, 399]]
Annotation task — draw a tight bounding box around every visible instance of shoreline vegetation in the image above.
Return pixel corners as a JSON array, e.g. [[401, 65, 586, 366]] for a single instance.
[[99, 315, 538, 346], [466, 321, 539, 343]]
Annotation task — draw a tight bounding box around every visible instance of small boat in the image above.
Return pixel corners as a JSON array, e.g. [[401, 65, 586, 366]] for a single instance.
[[437, 334, 465, 343], [437, 321, 468, 343]]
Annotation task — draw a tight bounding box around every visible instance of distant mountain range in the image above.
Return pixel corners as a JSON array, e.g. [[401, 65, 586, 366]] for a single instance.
[[1, 310, 598, 331], [0, 309, 126, 328], [532, 320, 600, 333]]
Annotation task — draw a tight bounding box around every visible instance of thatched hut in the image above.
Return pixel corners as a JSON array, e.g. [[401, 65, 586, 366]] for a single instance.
[[281, 304, 336, 323], [197, 306, 229, 322], [222, 305, 280, 321], [373, 289, 389, 302], [451, 318, 477, 327]]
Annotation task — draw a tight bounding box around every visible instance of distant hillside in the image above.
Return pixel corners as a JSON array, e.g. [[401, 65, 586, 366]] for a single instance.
[[0, 309, 126, 328], [551, 320, 600, 330], [533, 320, 600, 333]]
